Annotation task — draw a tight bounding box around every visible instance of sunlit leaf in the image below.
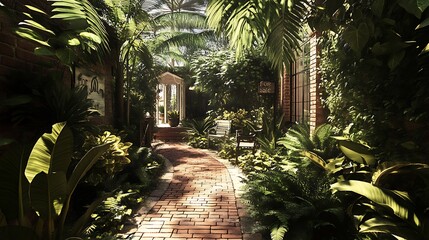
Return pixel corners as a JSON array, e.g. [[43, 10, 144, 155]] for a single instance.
[[337, 140, 376, 166], [271, 225, 288, 240], [79, 32, 101, 44], [332, 180, 421, 227]]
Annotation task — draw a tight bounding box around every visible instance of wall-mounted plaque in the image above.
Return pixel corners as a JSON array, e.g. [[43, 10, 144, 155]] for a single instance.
[[75, 68, 105, 116]]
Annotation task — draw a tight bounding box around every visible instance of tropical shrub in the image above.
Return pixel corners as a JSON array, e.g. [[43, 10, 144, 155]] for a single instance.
[[243, 166, 355, 240], [182, 117, 215, 149], [0, 122, 111, 240], [256, 113, 287, 156], [83, 147, 164, 239], [278, 123, 340, 161], [81, 131, 132, 187], [330, 140, 429, 240], [217, 137, 237, 160]]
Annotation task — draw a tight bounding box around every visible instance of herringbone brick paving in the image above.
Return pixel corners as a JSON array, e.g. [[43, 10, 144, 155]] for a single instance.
[[131, 143, 244, 240]]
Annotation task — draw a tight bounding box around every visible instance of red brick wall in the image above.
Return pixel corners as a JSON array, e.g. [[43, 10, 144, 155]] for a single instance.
[[278, 33, 326, 132], [309, 32, 326, 132], [279, 68, 291, 123]]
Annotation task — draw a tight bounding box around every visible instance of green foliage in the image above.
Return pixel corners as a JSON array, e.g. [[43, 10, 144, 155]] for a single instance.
[[215, 109, 257, 132], [0, 122, 111, 240], [217, 137, 236, 160], [278, 123, 340, 162], [330, 138, 429, 240], [191, 50, 276, 111], [82, 131, 132, 186], [84, 189, 141, 238], [256, 113, 286, 156], [243, 167, 355, 240], [237, 151, 290, 175], [206, 0, 311, 72], [0, 73, 98, 143], [82, 147, 164, 239], [182, 117, 215, 148], [310, 0, 429, 162], [167, 110, 179, 119], [4, 0, 110, 66]]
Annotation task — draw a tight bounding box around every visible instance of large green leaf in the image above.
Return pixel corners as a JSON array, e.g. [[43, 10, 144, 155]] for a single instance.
[[25, 122, 73, 183], [55, 48, 75, 66], [58, 142, 111, 232], [373, 163, 429, 185], [0, 145, 31, 224], [398, 0, 422, 18], [300, 150, 326, 170], [417, 0, 429, 11], [332, 180, 420, 227], [360, 217, 421, 239], [29, 172, 67, 219], [343, 23, 370, 56], [371, 0, 385, 17], [335, 139, 376, 166]]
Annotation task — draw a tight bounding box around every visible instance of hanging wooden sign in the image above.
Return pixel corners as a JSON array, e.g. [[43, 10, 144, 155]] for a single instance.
[[258, 81, 275, 94]]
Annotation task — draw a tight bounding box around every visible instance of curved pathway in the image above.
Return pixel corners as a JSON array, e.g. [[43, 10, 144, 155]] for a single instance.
[[130, 143, 250, 240]]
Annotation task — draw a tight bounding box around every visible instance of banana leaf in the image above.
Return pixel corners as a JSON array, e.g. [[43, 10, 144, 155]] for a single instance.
[[25, 122, 73, 183], [332, 180, 420, 227]]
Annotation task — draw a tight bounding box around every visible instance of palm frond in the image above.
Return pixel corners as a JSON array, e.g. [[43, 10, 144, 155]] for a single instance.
[[154, 11, 208, 30]]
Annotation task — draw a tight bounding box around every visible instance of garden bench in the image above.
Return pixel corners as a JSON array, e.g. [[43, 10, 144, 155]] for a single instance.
[[207, 120, 232, 147], [235, 129, 261, 161]]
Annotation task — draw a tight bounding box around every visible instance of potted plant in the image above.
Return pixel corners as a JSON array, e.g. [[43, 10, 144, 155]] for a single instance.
[[168, 110, 180, 127]]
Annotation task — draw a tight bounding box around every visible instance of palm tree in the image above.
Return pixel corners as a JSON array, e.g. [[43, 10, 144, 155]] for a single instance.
[[95, 0, 154, 125], [206, 0, 311, 73], [1, 0, 110, 68], [144, 0, 217, 66]]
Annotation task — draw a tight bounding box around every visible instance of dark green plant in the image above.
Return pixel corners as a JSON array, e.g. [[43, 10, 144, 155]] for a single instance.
[[256, 113, 286, 156], [243, 167, 355, 240], [191, 50, 276, 112], [0, 73, 98, 143], [277, 123, 340, 161], [182, 117, 215, 148], [0, 122, 111, 240], [330, 139, 429, 240], [207, 0, 311, 72], [310, 0, 429, 162]]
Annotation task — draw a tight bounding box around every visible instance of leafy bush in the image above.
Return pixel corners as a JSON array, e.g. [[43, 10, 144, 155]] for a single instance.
[[310, 0, 429, 161], [243, 166, 355, 240], [82, 131, 132, 187], [278, 123, 340, 161], [0, 122, 111, 240], [83, 147, 164, 239], [182, 117, 215, 148], [217, 137, 237, 160]]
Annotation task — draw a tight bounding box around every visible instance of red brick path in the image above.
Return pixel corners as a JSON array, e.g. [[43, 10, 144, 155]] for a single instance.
[[132, 143, 243, 240]]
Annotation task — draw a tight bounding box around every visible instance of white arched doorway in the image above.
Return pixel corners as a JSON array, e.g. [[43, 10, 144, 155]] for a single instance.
[[156, 72, 186, 126]]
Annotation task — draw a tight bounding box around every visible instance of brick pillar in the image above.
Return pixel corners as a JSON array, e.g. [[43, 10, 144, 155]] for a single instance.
[[280, 66, 291, 123], [309, 33, 325, 132]]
